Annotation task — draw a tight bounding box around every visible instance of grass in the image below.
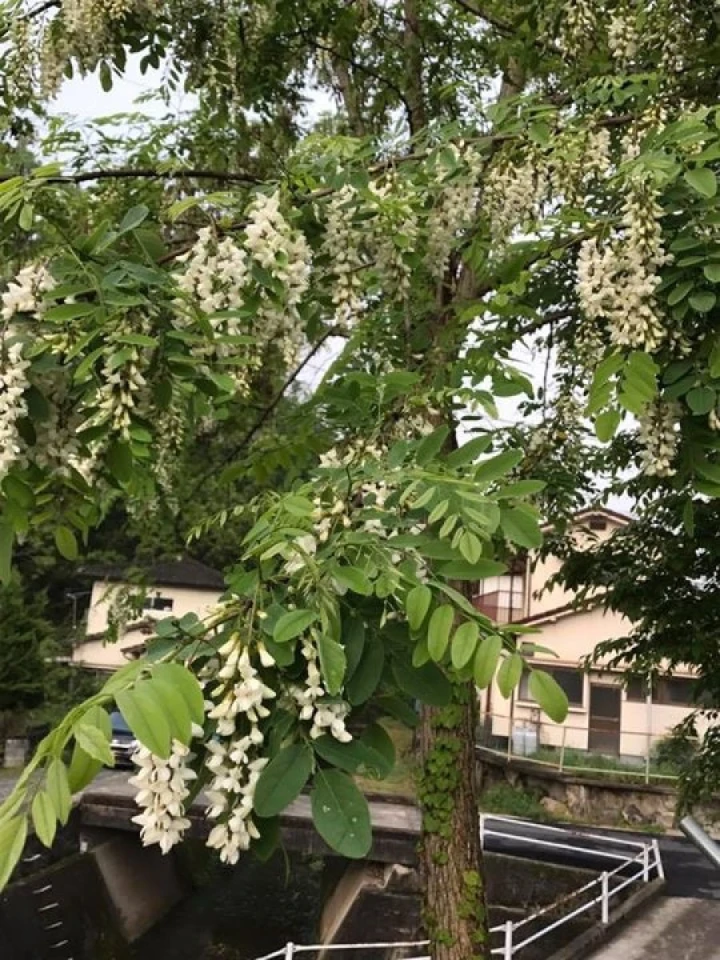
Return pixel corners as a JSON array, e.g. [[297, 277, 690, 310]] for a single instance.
[[526, 746, 679, 783], [355, 722, 417, 799], [478, 783, 552, 821]]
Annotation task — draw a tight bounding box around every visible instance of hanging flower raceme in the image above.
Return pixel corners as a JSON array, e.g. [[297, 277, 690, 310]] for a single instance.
[[638, 399, 680, 477], [576, 176, 670, 352], [425, 145, 483, 279], [289, 637, 352, 742], [484, 152, 548, 242], [129, 734, 199, 855], [0, 327, 30, 480], [322, 185, 366, 328], [202, 635, 274, 864]]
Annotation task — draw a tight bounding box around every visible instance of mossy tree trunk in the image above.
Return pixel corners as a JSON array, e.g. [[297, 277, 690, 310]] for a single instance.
[[417, 683, 489, 960]]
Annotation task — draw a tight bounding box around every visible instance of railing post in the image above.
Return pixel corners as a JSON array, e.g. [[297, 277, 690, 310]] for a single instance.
[[480, 814, 485, 851], [600, 872, 609, 924], [503, 919, 513, 959], [285, 942, 294, 960], [653, 838, 665, 881], [559, 725, 567, 773], [644, 732, 651, 785], [642, 845, 650, 882]]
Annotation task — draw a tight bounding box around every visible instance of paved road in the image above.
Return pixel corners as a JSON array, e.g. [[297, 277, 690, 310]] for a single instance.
[[589, 897, 720, 959], [483, 818, 720, 901]]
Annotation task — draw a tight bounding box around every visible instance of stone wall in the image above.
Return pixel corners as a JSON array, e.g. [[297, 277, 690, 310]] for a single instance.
[[477, 747, 720, 829]]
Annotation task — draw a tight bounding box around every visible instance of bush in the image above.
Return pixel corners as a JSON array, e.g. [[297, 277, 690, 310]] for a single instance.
[[479, 783, 550, 821], [653, 728, 698, 775]]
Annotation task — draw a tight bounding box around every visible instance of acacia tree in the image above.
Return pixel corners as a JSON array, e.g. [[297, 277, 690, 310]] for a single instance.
[[1, 2, 720, 957]]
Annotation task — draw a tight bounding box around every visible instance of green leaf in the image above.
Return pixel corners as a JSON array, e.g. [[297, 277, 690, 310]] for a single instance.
[[18, 203, 33, 231], [459, 531, 482, 564], [437, 558, 507, 580], [152, 663, 205, 726], [0, 522, 14, 585], [428, 499, 449, 524], [68, 706, 110, 791], [253, 816, 280, 862], [44, 302, 97, 322], [704, 263, 720, 284], [314, 736, 372, 774], [687, 386, 716, 415], [446, 435, 492, 469], [274, 609, 318, 644], [406, 585, 432, 631], [2, 476, 35, 509], [46, 759, 72, 827], [593, 352, 624, 386], [684, 167, 717, 198], [150, 677, 192, 745], [473, 635, 503, 688], [667, 280, 694, 306], [528, 670, 569, 723], [310, 769, 371, 858], [696, 459, 720, 483], [254, 743, 313, 817], [54, 525, 78, 561], [427, 605, 454, 662], [474, 450, 523, 485], [31, 791, 56, 848], [495, 480, 546, 498], [497, 653, 524, 698], [501, 508, 543, 549], [333, 565, 373, 596], [107, 441, 133, 484], [689, 290, 717, 313], [118, 204, 150, 234], [682, 499, 696, 536], [595, 409, 621, 443], [392, 660, 452, 706], [346, 638, 384, 705], [116, 681, 172, 758], [73, 722, 114, 766], [451, 621, 480, 670], [343, 618, 365, 680], [0, 816, 27, 891], [358, 723, 396, 778], [317, 634, 346, 695], [415, 425, 449, 465]]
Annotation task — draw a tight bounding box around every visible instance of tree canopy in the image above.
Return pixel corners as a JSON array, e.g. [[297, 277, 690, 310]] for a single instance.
[[1, 2, 720, 956]]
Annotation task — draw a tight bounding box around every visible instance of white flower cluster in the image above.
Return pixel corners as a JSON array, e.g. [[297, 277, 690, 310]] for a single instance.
[[577, 179, 670, 351], [176, 192, 311, 388], [203, 636, 274, 863], [291, 638, 352, 742], [638, 399, 680, 476], [1, 263, 53, 320], [555, 0, 598, 58], [323, 186, 366, 328], [425, 146, 483, 279], [369, 180, 419, 299], [0, 328, 30, 480], [484, 155, 547, 241], [31, 373, 92, 480], [311, 495, 351, 544], [608, 13, 638, 62], [96, 344, 148, 440], [130, 736, 198, 855], [549, 128, 612, 205]]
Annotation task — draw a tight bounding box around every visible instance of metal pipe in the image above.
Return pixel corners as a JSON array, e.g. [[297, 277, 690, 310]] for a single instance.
[[679, 815, 720, 870]]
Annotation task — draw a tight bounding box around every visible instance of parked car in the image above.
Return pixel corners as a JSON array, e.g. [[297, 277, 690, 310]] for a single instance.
[[110, 711, 137, 768]]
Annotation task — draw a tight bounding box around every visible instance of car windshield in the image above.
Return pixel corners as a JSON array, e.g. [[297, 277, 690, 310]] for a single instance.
[[110, 711, 131, 735]]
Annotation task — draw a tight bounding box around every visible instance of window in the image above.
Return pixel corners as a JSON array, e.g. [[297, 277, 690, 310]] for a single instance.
[[473, 574, 525, 624], [519, 667, 584, 707], [654, 677, 696, 707], [144, 594, 174, 612], [626, 678, 650, 702], [588, 516, 607, 531]]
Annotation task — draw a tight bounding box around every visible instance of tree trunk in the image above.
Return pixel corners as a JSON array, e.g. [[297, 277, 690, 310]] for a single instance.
[[418, 682, 489, 959]]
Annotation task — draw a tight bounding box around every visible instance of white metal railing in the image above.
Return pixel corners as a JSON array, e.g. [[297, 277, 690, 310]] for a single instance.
[[481, 814, 663, 957], [246, 816, 662, 960], [477, 711, 681, 785]]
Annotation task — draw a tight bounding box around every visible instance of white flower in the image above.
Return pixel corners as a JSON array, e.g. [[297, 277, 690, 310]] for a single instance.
[[130, 739, 197, 854]]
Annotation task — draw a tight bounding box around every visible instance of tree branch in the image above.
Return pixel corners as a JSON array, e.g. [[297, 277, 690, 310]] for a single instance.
[[449, 0, 512, 35], [403, 0, 427, 135], [0, 167, 261, 186]]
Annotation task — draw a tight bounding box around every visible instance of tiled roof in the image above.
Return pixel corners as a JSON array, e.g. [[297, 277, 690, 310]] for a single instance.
[[80, 557, 225, 590]]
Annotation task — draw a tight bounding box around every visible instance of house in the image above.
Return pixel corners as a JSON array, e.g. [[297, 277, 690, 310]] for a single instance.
[[475, 508, 703, 760], [71, 558, 225, 673]]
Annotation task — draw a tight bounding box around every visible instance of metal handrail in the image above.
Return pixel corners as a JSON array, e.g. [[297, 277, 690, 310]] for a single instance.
[[249, 818, 662, 960]]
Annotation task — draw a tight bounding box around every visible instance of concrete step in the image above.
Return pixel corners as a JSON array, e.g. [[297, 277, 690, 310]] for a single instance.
[[590, 897, 720, 959]]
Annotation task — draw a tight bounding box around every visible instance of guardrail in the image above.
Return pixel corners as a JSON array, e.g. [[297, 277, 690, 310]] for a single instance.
[[247, 815, 662, 960], [477, 711, 681, 785], [481, 814, 663, 957]]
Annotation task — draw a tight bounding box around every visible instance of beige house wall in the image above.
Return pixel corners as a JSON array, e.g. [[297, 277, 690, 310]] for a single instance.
[[73, 580, 222, 671]]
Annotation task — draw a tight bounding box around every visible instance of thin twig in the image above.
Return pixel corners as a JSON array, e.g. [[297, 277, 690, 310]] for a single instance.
[[0, 167, 261, 186]]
